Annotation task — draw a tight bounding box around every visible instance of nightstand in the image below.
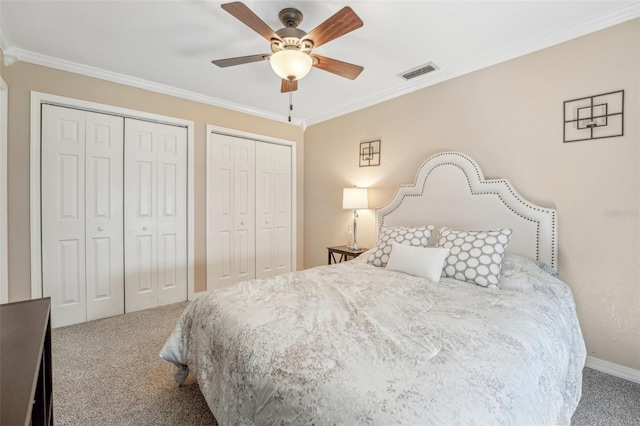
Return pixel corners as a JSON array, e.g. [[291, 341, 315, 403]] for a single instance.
[[327, 245, 368, 264]]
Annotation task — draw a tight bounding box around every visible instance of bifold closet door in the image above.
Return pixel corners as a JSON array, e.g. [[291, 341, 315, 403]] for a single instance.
[[124, 118, 187, 313], [208, 133, 256, 289], [41, 105, 124, 327], [255, 142, 292, 279]]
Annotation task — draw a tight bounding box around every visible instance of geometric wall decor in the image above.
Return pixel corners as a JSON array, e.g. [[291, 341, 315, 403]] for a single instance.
[[563, 90, 624, 142], [359, 140, 381, 167]]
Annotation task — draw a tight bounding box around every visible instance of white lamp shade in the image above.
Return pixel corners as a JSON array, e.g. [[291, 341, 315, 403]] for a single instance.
[[343, 187, 368, 210], [270, 50, 313, 81]]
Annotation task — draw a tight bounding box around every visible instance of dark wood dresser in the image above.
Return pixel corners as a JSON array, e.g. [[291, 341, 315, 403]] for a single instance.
[[1, 297, 53, 425]]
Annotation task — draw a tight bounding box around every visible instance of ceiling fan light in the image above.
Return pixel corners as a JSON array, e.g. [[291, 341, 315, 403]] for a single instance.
[[270, 50, 313, 81]]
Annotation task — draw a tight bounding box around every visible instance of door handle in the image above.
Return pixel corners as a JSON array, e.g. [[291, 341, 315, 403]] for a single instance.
[[143, 226, 149, 231], [98, 226, 104, 231]]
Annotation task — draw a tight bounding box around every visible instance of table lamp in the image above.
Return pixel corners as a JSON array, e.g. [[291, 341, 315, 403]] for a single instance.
[[342, 187, 368, 251]]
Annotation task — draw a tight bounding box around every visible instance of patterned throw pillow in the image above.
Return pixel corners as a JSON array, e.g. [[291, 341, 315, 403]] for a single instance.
[[436, 227, 512, 288], [368, 225, 434, 267]]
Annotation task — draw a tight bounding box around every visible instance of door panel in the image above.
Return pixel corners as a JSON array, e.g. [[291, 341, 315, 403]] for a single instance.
[[256, 142, 292, 279], [219, 231, 232, 279], [233, 141, 255, 282], [156, 125, 187, 306], [208, 134, 255, 289], [58, 154, 81, 220], [135, 235, 154, 292], [42, 105, 87, 327], [136, 161, 154, 217], [125, 119, 187, 311], [125, 120, 158, 312], [85, 111, 124, 321], [160, 233, 177, 289], [273, 147, 292, 274], [160, 163, 177, 217], [255, 146, 274, 277], [90, 237, 111, 298], [58, 239, 81, 305], [209, 135, 235, 288]]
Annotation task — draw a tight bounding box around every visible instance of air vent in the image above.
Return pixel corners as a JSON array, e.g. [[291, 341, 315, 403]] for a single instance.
[[398, 62, 438, 80]]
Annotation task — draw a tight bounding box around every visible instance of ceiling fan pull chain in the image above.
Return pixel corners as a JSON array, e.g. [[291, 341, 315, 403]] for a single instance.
[[288, 91, 293, 122]]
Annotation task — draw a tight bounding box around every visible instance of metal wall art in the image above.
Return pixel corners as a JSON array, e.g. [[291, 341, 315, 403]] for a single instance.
[[359, 140, 381, 167], [563, 90, 624, 143]]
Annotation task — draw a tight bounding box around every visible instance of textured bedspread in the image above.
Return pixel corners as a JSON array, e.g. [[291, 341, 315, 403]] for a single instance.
[[160, 254, 586, 425]]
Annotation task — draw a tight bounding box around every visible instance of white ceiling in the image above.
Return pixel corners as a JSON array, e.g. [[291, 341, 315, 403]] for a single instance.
[[1, 1, 638, 127]]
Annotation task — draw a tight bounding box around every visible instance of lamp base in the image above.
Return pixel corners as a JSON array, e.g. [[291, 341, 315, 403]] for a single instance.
[[348, 210, 360, 252]]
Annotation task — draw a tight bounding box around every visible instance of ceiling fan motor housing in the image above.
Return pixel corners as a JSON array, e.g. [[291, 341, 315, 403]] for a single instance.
[[271, 8, 313, 53]]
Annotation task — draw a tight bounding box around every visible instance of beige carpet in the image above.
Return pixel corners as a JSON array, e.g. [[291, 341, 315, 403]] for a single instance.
[[52, 302, 216, 425], [52, 301, 640, 425]]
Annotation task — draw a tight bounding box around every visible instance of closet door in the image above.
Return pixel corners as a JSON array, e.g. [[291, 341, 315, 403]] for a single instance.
[[255, 142, 292, 279], [156, 122, 188, 306], [41, 105, 124, 327], [42, 106, 87, 327], [208, 133, 255, 289], [124, 118, 187, 312], [85, 112, 125, 321]]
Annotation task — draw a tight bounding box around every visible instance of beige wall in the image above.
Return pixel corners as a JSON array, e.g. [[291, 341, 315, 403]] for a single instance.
[[304, 19, 639, 370], [4, 61, 304, 300]]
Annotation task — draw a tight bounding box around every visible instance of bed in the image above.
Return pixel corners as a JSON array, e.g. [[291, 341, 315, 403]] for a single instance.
[[161, 151, 586, 425]]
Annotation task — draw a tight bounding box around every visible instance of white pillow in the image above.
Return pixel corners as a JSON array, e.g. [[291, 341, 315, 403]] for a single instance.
[[367, 225, 435, 267], [385, 242, 450, 282]]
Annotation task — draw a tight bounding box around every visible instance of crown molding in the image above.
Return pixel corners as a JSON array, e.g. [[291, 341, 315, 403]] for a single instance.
[[304, 3, 640, 127], [9, 48, 303, 127]]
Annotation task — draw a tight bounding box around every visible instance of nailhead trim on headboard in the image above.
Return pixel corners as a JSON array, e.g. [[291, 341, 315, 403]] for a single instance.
[[376, 152, 557, 271]]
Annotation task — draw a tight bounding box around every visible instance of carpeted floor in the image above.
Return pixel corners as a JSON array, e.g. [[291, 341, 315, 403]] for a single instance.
[[52, 302, 215, 425], [572, 368, 640, 425], [52, 302, 640, 425]]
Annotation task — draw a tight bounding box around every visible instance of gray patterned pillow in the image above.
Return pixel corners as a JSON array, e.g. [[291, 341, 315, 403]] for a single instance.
[[436, 227, 512, 288], [368, 225, 435, 267]]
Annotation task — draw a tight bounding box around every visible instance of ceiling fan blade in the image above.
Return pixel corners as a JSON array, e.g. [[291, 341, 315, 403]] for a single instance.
[[312, 55, 363, 80], [212, 54, 270, 67], [221, 2, 282, 43], [281, 79, 298, 93], [302, 7, 363, 48]]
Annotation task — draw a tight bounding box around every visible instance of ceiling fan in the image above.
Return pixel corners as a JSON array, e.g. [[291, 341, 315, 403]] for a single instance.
[[212, 2, 364, 93]]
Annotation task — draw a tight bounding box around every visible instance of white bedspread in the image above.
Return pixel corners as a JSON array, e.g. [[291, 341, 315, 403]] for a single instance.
[[160, 254, 586, 425]]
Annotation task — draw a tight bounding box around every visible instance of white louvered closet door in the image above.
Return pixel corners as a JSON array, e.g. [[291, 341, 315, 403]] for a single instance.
[[41, 105, 125, 327], [124, 118, 187, 313], [255, 142, 292, 279], [208, 133, 256, 289]]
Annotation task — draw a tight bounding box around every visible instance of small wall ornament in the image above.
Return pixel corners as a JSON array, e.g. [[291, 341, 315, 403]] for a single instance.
[[563, 90, 624, 143], [359, 140, 381, 167]]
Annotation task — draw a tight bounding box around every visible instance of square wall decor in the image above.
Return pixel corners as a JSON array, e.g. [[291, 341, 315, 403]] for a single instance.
[[360, 140, 381, 167], [564, 90, 624, 142]]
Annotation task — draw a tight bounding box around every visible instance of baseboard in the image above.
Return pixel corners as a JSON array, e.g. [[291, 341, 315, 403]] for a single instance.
[[586, 356, 640, 384]]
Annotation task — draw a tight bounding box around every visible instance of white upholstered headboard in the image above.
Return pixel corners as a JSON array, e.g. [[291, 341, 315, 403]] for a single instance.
[[376, 152, 558, 272]]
